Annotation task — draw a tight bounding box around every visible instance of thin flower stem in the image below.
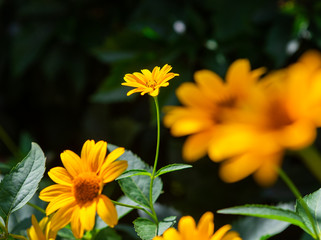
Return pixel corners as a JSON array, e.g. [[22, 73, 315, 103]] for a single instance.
[[298, 145, 321, 183], [277, 167, 320, 240], [27, 202, 46, 214], [111, 200, 157, 222], [148, 96, 161, 226]]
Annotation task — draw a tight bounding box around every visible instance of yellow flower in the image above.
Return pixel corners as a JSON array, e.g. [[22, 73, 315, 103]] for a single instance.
[[153, 212, 241, 240], [27, 215, 57, 240], [163, 59, 264, 162], [210, 51, 321, 186], [122, 64, 179, 96], [39, 140, 128, 239]]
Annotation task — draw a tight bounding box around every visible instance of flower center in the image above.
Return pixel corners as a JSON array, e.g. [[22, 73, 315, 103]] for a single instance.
[[147, 78, 157, 88], [265, 99, 293, 130], [72, 172, 102, 205]]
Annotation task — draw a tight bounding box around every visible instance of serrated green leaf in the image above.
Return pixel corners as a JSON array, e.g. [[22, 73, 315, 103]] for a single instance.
[[133, 218, 157, 240], [108, 144, 162, 209], [155, 164, 192, 177], [296, 188, 321, 238], [218, 204, 311, 235], [0, 143, 46, 223], [116, 169, 151, 180]]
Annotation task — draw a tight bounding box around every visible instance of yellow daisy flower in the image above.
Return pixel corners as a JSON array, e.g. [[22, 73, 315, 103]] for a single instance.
[[163, 59, 265, 161], [153, 212, 241, 240], [27, 215, 57, 240], [210, 51, 321, 186], [122, 64, 179, 96], [39, 140, 128, 239]]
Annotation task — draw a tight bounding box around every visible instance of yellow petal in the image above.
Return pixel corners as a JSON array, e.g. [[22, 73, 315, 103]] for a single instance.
[[81, 140, 95, 165], [221, 231, 242, 240], [162, 228, 182, 240], [97, 194, 118, 227], [101, 160, 128, 183], [253, 152, 283, 187], [103, 147, 125, 167], [277, 119, 316, 150], [48, 167, 73, 186], [182, 130, 215, 162], [211, 224, 232, 240], [39, 184, 71, 202], [88, 141, 107, 172], [219, 153, 262, 183], [60, 150, 81, 177], [178, 216, 196, 240], [176, 82, 214, 109], [170, 117, 214, 137], [194, 70, 225, 101], [208, 125, 256, 162], [46, 193, 75, 215], [70, 206, 84, 239], [226, 59, 251, 87], [30, 215, 45, 239], [79, 201, 97, 231], [197, 212, 214, 237], [50, 204, 75, 232]]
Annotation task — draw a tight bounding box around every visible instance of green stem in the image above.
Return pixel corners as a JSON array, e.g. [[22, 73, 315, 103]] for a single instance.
[[277, 167, 320, 239], [27, 202, 46, 214], [148, 96, 161, 226], [0, 125, 22, 159], [111, 200, 157, 223], [297, 145, 321, 183]]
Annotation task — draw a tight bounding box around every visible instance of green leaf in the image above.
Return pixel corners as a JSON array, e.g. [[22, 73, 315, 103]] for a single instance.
[[108, 144, 163, 209], [57, 228, 75, 239], [231, 203, 294, 240], [296, 188, 321, 238], [0, 143, 46, 222], [94, 227, 122, 240], [133, 218, 157, 240], [218, 204, 311, 235], [116, 169, 151, 180], [158, 216, 176, 236], [155, 164, 192, 177]]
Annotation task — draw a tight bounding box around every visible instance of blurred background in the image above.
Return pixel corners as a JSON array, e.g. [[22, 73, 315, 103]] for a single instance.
[[1, 0, 321, 239]]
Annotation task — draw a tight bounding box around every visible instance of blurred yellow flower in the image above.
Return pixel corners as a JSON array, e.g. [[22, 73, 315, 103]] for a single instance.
[[153, 212, 241, 240], [164, 51, 321, 186], [211, 51, 321, 186], [27, 215, 57, 240], [122, 64, 179, 96], [39, 140, 128, 239], [163, 59, 264, 161]]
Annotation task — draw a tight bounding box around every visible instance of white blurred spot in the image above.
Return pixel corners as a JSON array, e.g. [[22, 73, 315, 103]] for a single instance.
[[173, 20, 186, 34], [286, 39, 300, 55], [205, 39, 218, 50]]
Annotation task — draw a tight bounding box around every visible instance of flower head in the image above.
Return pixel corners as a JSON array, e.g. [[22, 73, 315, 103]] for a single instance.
[[163, 59, 264, 162], [122, 64, 179, 96], [27, 215, 57, 240], [39, 140, 128, 239], [153, 212, 241, 240]]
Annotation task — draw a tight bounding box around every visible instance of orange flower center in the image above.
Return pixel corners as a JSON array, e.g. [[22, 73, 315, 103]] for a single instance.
[[73, 172, 102, 205], [147, 78, 157, 88], [265, 99, 293, 130]]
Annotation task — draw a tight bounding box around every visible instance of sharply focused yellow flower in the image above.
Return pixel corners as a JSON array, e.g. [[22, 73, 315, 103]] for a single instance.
[[163, 59, 265, 162], [39, 140, 128, 239], [122, 64, 179, 96], [153, 212, 241, 240], [27, 215, 57, 240]]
